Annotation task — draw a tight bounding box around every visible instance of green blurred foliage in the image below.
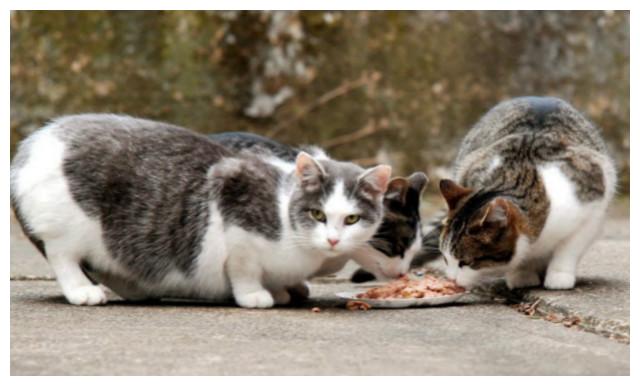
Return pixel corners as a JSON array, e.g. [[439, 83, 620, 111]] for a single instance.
[[10, 11, 629, 193]]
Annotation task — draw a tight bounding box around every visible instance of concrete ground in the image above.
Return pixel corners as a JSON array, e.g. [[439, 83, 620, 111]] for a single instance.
[[10, 204, 630, 375]]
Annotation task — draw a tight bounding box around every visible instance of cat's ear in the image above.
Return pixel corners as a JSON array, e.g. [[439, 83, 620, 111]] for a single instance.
[[408, 172, 428, 194], [476, 198, 511, 228], [358, 165, 392, 199], [295, 152, 326, 192], [386, 172, 428, 205], [385, 177, 410, 204], [439, 179, 473, 210]]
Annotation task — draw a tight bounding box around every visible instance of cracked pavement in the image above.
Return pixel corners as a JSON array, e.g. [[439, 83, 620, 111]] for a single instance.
[[10, 204, 629, 375]]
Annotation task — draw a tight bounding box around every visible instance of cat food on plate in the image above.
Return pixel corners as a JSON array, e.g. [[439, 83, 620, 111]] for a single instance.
[[357, 275, 465, 300], [346, 300, 372, 311], [336, 274, 467, 309]]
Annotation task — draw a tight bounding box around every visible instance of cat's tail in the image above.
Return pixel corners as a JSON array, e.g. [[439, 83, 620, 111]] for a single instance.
[[410, 211, 446, 269]]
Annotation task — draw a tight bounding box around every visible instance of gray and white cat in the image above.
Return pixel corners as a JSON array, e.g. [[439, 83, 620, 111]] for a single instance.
[[209, 132, 428, 281], [10, 114, 392, 307], [434, 97, 616, 290]]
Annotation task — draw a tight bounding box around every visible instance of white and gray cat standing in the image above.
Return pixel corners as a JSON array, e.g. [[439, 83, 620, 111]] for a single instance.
[[10, 114, 392, 307], [434, 97, 616, 290]]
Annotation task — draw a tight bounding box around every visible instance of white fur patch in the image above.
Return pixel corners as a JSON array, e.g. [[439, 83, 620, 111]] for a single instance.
[[317, 180, 359, 252], [226, 224, 324, 289], [187, 203, 231, 299], [323, 181, 358, 222], [265, 156, 296, 175], [12, 125, 133, 302], [529, 163, 594, 256], [13, 128, 77, 239], [487, 156, 502, 173]]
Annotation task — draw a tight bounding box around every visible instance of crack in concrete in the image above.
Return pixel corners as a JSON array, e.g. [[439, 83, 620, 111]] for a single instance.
[[515, 294, 630, 344], [485, 285, 630, 345], [10, 276, 55, 281]]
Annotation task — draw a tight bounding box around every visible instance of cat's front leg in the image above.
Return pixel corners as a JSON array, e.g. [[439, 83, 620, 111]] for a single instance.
[[226, 256, 274, 308], [270, 282, 311, 305], [233, 285, 274, 308], [287, 282, 310, 302], [506, 269, 541, 289], [271, 288, 291, 305]]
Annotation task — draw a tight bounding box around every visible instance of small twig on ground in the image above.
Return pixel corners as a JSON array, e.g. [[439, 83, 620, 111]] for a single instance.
[[513, 298, 541, 316]]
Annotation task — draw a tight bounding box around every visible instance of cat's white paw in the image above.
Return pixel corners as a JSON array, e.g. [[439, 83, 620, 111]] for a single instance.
[[235, 290, 275, 308], [506, 270, 541, 289], [544, 272, 576, 290], [272, 289, 291, 305], [65, 285, 108, 306]]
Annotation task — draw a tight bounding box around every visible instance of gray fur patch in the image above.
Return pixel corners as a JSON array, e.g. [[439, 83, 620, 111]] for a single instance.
[[288, 159, 384, 230], [210, 156, 282, 240], [453, 96, 614, 239], [210, 132, 299, 162], [56, 114, 230, 281]]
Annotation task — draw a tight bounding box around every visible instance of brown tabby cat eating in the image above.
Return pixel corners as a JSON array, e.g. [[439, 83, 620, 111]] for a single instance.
[[436, 97, 616, 290]]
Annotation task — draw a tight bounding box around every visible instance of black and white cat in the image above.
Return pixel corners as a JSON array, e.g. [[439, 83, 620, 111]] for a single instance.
[[209, 132, 428, 282], [10, 114, 393, 307]]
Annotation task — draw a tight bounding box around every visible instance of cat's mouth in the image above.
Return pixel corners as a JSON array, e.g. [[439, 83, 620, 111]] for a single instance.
[[324, 247, 343, 256]]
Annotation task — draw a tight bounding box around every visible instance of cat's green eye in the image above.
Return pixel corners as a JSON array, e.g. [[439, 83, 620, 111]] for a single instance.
[[309, 209, 326, 222], [344, 214, 361, 225]]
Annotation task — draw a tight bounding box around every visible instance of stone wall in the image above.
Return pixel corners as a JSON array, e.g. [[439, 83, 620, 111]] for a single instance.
[[10, 11, 629, 192]]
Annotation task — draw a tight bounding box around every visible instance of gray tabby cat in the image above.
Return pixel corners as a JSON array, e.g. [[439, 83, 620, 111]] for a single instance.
[[435, 97, 616, 290], [209, 132, 428, 281], [10, 114, 392, 307]]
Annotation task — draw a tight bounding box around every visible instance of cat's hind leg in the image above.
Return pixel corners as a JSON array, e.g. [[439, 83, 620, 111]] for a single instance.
[[47, 240, 107, 305], [544, 209, 605, 290], [82, 267, 152, 302], [506, 254, 544, 289]]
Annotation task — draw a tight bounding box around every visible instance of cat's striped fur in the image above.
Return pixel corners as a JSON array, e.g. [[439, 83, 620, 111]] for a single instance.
[[436, 97, 616, 290]]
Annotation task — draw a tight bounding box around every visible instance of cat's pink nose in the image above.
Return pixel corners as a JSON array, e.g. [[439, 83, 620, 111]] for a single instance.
[[327, 238, 340, 247]]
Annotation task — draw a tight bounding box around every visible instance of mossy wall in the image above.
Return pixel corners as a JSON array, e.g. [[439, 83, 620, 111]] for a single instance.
[[10, 11, 630, 193]]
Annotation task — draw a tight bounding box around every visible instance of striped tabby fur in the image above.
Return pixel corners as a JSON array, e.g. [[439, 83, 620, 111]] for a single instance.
[[436, 97, 616, 290]]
